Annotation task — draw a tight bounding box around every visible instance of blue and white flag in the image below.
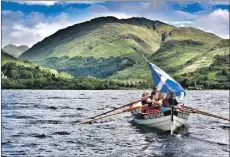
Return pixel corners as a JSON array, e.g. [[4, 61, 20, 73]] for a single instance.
[[148, 62, 186, 98]]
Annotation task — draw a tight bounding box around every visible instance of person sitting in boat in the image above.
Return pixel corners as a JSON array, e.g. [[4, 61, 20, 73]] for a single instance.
[[168, 92, 179, 106], [158, 93, 170, 112], [158, 92, 165, 102], [147, 92, 162, 113], [163, 91, 183, 110], [162, 92, 176, 107], [141, 91, 150, 113], [141, 91, 149, 105]]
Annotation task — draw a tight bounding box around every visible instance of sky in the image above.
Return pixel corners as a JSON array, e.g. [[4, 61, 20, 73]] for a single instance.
[[1, 1, 230, 47]]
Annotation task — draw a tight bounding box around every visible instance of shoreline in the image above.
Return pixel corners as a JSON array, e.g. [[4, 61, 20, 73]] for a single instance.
[[1, 88, 229, 91]]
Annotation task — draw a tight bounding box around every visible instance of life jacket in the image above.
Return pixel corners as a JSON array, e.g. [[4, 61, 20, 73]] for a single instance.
[[141, 99, 147, 105], [147, 108, 161, 113], [163, 98, 170, 107], [148, 97, 160, 109], [147, 96, 153, 108]]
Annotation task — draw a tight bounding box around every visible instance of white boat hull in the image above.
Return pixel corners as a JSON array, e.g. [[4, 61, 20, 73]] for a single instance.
[[133, 114, 188, 131], [131, 103, 189, 131]]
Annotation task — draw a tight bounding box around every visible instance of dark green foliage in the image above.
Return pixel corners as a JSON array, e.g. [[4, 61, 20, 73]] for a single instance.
[[155, 40, 204, 55], [9, 69, 20, 79], [211, 55, 229, 66], [1, 62, 149, 89], [35, 56, 135, 78]]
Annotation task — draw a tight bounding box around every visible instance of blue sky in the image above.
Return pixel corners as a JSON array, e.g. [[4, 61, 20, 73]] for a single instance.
[[1, 1, 229, 47]]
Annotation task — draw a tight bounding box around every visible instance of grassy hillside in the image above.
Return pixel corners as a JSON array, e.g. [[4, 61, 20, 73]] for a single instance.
[[3, 44, 29, 57], [19, 16, 227, 86], [20, 17, 171, 61], [174, 53, 229, 89], [2, 50, 33, 66], [166, 27, 221, 44], [1, 50, 72, 79], [178, 39, 229, 74]]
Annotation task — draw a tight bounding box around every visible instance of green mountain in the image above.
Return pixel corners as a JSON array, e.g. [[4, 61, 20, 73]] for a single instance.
[[3, 44, 29, 57], [1, 50, 72, 79], [19, 16, 227, 83]]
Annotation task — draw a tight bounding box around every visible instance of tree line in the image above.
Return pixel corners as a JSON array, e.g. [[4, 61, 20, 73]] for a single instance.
[[1, 62, 149, 89]]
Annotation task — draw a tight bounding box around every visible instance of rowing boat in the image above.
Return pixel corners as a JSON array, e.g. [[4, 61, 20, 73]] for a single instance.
[[138, 55, 189, 134], [130, 102, 190, 131]]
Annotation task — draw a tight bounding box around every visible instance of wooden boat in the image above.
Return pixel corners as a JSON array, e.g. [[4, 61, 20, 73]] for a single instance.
[[130, 102, 190, 132]]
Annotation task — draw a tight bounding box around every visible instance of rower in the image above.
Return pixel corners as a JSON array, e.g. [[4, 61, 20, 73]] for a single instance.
[[147, 92, 162, 113], [141, 91, 150, 113], [141, 91, 149, 105]]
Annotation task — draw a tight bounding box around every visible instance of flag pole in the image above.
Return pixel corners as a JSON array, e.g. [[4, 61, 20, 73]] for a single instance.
[[141, 53, 151, 63]]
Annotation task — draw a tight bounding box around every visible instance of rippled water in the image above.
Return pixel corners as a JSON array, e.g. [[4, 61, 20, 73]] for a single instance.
[[2, 90, 229, 157]]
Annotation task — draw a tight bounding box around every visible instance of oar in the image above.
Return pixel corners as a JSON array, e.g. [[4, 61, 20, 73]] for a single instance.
[[183, 105, 230, 121], [76, 104, 148, 124], [74, 99, 141, 125]]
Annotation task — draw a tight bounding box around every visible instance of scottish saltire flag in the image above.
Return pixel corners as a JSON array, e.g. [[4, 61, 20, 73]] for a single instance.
[[148, 62, 186, 98]]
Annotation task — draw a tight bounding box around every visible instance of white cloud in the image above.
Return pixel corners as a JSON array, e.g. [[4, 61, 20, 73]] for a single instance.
[[34, 13, 71, 39], [172, 10, 198, 20], [192, 9, 229, 38], [99, 12, 135, 19], [169, 21, 193, 25], [17, 1, 58, 6], [2, 10, 76, 47], [16, 1, 102, 6], [1, 6, 136, 47], [63, 1, 102, 4], [165, 20, 193, 27]]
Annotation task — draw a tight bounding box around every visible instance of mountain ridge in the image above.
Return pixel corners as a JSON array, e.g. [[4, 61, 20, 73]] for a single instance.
[[18, 16, 226, 81], [3, 44, 29, 57]]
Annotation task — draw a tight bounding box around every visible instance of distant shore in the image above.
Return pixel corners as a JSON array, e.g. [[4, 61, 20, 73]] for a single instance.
[[1, 88, 228, 90]]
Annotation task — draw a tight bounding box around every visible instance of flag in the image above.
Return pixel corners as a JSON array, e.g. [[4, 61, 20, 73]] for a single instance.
[[148, 62, 186, 97]]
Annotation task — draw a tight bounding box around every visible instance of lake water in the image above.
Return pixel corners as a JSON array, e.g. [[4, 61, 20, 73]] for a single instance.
[[2, 90, 229, 157]]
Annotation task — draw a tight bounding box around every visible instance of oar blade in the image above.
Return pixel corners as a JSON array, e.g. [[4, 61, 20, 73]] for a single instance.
[[74, 119, 93, 125]]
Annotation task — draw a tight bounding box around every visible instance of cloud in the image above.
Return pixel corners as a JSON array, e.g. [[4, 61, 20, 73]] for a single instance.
[[17, 1, 58, 6], [16, 1, 102, 6], [2, 10, 75, 47], [208, 1, 229, 5], [24, 12, 45, 28], [2, 2, 229, 47], [172, 10, 198, 20], [87, 3, 109, 13], [165, 20, 193, 27], [192, 9, 229, 38], [1, 10, 24, 25], [106, 1, 167, 16], [63, 1, 102, 4]]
